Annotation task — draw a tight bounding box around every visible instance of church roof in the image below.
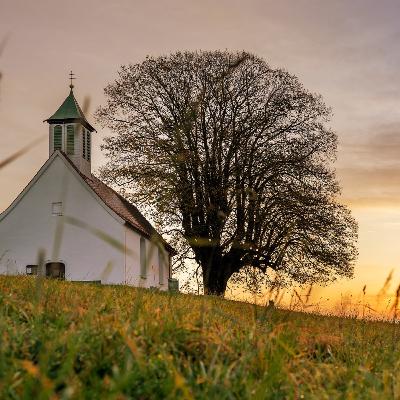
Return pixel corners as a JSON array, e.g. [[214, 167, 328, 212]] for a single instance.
[[62, 153, 176, 254], [45, 89, 96, 132]]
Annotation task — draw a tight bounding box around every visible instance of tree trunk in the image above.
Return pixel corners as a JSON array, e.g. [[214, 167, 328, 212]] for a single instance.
[[202, 263, 232, 296]]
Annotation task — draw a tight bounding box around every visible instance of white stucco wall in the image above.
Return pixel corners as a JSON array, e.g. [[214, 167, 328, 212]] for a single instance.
[[125, 227, 141, 286], [0, 154, 125, 284], [125, 226, 169, 290], [0, 153, 170, 289]]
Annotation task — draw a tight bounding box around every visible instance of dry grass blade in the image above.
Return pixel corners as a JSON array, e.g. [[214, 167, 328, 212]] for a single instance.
[[378, 270, 393, 297], [0, 35, 10, 57], [34, 248, 45, 306], [82, 96, 91, 114], [0, 34, 11, 88], [391, 284, 400, 321], [293, 289, 304, 306], [375, 270, 394, 311], [0, 134, 47, 170], [305, 284, 313, 304]]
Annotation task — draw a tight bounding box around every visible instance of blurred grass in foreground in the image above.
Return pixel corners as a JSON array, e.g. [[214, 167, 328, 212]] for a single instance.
[[1, 276, 400, 399]]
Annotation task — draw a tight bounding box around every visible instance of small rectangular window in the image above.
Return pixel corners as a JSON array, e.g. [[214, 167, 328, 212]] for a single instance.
[[26, 265, 38, 275], [52, 202, 63, 216], [140, 237, 147, 278], [158, 248, 165, 285]]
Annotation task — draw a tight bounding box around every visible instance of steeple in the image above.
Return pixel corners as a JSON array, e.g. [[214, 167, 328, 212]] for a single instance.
[[45, 73, 95, 176]]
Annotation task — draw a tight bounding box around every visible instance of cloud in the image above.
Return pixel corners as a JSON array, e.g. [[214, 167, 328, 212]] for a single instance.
[[338, 124, 400, 207]]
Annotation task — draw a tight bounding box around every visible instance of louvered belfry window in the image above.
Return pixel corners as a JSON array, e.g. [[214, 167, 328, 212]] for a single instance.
[[82, 129, 86, 159], [66, 125, 75, 155], [86, 132, 91, 161], [53, 125, 62, 151]]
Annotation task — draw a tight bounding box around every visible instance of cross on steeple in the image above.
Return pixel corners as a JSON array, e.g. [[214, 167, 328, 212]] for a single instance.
[[46, 77, 96, 175], [69, 70, 76, 89]]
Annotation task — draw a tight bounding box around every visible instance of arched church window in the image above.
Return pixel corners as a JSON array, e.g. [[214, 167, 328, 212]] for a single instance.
[[140, 237, 147, 278], [54, 125, 62, 151], [66, 125, 75, 155], [45, 262, 65, 280]]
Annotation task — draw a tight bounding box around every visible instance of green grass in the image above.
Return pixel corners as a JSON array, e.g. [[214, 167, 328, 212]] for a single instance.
[[1, 276, 400, 399]]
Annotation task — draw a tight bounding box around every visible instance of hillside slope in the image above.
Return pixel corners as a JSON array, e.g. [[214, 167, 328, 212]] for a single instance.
[[0, 276, 399, 399]]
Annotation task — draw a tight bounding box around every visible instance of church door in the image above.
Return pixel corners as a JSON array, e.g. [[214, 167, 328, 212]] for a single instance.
[[45, 262, 65, 280]]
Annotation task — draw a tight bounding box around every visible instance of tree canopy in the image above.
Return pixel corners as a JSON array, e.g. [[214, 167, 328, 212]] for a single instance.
[[96, 50, 358, 296]]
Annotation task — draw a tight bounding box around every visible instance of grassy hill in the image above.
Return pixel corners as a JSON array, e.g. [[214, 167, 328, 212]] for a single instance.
[[0, 276, 399, 399]]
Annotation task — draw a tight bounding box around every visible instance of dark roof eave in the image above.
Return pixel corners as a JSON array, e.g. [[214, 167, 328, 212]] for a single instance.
[[44, 117, 96, 132]]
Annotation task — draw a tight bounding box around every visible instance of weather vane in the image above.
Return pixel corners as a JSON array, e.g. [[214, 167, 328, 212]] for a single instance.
[[69, 70, 76, 89]]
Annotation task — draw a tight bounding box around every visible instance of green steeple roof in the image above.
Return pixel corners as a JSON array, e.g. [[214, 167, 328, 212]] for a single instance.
[[45, 88, 95, 132]]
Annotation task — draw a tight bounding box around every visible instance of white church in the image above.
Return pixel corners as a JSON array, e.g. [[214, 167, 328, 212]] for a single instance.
[[0, 82, 176, 289]]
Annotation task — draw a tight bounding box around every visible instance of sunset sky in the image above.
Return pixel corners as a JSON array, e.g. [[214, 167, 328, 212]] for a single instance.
[[1, 0, 400, 308]]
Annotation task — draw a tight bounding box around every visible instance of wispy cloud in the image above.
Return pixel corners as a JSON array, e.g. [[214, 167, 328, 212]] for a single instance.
[[338, 124, 400, 207]]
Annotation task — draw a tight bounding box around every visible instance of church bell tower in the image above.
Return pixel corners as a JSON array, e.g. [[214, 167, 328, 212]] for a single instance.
[[45, 72, 96, 176]]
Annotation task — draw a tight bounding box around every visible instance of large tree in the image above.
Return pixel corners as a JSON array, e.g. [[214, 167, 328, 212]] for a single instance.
[[96, 50, 358, 296]]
